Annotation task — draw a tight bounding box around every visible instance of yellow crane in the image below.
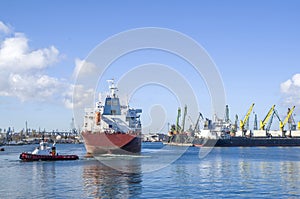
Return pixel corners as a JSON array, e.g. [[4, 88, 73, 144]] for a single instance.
[[240, 103, 255, 132], [279, 106, 295, 131], [259, 105, 276, 130]]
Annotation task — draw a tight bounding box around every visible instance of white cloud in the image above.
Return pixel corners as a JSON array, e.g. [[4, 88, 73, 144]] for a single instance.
[[63, 84, 95, 109], [72, 58, 100, 90], [73, 58, 97, 78], [0, 21, 11, 34], [280, 73, 300, 107], [292, 74, 300, 87], [280, 79, 292, 93], [64, 58, 100, 109], [0, 21, 67, 106], [0, 33, 59, 71], [0, 21, 96, 112], [0, 73, 68, 102]]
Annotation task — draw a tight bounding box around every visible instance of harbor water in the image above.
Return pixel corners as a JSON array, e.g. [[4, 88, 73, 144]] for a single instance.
[[1, 142, 300, 198]]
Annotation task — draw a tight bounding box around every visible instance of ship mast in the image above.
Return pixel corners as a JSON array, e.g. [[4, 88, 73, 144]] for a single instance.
[[107, 79, 118, 98]]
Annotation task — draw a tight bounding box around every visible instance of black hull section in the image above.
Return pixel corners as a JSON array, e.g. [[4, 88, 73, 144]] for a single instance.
[[121, 136, 141, 154], [194, 137, 300, 147], [168, 135, 300, 147]]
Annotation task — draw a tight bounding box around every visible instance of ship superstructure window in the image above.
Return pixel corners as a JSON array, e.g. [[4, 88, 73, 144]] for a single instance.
[[103, 97, 121, 115], [106, 99, 112, 105], [112, 100, 119, 106]]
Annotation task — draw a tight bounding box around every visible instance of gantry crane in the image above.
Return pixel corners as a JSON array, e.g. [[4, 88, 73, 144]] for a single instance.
[[240, 103, 255, 132], [279, 106, 295, 131], [259, 105, 276, 130]]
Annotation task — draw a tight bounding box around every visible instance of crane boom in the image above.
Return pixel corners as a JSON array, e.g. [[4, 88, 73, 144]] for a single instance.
[[194, 112, 203, 132], [181, 105, 187, 132], [259, 105, 276, 130], [279, 106, 295, 131], [225, 105, 230, 123], [254, 114, 258, 130], [266, 109, 281, 131], [176, 107, 181, 133], [240, 103, 255, 131]]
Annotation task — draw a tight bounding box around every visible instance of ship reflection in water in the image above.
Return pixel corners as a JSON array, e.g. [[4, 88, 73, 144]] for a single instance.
[[82, 157, 142, 198]]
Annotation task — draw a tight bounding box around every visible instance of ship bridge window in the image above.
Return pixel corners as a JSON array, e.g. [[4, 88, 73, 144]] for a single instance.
[[103, 97, 121, 115], [112, 99, 119, 106], [106, 99, 112, 105]]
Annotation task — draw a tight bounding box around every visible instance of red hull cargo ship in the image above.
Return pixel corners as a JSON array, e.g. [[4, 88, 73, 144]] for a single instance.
[[81, 80, 142, 155]]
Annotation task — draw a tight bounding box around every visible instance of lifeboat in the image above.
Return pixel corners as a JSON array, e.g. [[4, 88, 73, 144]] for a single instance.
[[19, 139, 79, 161]]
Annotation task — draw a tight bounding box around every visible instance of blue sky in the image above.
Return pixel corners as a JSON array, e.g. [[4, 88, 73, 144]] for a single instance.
[[0, 0, 300, 132]]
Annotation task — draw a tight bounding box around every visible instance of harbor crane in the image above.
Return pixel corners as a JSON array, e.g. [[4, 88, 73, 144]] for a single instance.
[[231, 114, 239, 132], [175, 107, 181, 133], [181, 105, 187, 133], [187, 112, 203, 134], [260, 105, 276, 130], [225, 105, 230, 123], [192, 112, 204, 132], [279, 106, 295, 132], [254, 114, 258, 130], [240, 103, 255, 132], [266, 109, 281, 131]]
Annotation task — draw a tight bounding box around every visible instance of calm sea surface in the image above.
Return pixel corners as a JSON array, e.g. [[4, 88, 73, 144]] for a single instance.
[[1, 143, 300, 198]]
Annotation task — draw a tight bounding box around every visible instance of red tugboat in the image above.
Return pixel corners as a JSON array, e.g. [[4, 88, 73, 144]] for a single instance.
[[19, 138, 79, 161]]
